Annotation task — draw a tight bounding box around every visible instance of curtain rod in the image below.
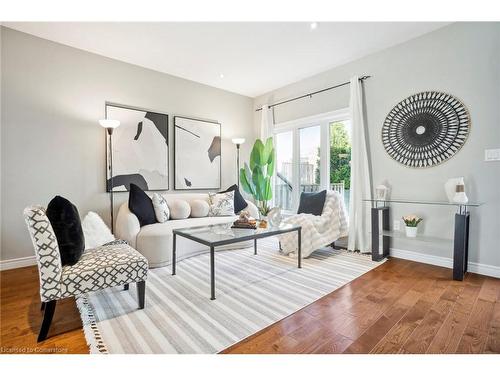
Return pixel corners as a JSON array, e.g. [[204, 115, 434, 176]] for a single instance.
[[255, 75, 371, 112]]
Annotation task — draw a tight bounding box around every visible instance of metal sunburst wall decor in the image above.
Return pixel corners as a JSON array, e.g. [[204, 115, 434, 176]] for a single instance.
[[382, 91, 470, 168]]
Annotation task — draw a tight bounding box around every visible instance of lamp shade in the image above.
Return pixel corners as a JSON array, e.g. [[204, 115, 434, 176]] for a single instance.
[[231, 138, 245, 145], [99, 119, 120, 129]]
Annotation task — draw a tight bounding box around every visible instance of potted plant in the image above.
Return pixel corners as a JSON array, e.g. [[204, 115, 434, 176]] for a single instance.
[[239, 137, 275, 227], [402, 215, 423, 238]]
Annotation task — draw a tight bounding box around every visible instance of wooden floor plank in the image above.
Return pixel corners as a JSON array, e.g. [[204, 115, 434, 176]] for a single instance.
[[427, 284, 481, 354], [370, 278, 448, 354], [3, 260, 499, 355], [484, 301, 500, 353], [402, 284, 463, 353], [311, 333, 353, 354], [478, 278, 500, 303], [455, 298, 495, 353], [343, 273, 428, 354]]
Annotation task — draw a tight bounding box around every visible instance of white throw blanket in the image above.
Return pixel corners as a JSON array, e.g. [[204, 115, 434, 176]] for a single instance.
[[279, 191, 349, 258]]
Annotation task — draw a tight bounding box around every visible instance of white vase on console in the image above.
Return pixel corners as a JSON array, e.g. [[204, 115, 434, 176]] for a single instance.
[[445, 177, 463, 203], [453, 178, 468, 204]]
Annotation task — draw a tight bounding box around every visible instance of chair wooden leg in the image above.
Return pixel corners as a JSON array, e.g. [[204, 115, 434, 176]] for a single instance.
[[137, 281, 145, 309], [37, 300, 56, 342], [123, 283, 129, 291]]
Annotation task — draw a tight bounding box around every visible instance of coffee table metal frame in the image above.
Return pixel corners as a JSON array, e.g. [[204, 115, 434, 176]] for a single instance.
[[172, 225, 302, 300]]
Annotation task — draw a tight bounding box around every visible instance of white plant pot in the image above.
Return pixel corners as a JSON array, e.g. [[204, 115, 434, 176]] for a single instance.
[[405, 226, 418, 238]]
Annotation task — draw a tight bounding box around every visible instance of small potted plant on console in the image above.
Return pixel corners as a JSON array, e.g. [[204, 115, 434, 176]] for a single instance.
[[402, 214, 422, 238]]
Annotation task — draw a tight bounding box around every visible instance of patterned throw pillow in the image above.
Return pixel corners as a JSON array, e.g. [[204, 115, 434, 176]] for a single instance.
[[208, 191, 235, 217], [152, 193, 170, 223]]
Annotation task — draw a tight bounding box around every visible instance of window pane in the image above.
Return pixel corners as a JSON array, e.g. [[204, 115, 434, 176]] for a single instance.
[[299, 126, 321, 194], [275, 131, 293, 211], [329, 121, 351, 209]]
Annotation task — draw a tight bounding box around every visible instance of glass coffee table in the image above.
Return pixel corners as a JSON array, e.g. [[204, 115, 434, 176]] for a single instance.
[[172, 223, 302, 300]]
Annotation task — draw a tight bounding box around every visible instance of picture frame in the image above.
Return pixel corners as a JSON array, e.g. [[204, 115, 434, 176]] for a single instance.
[[105, 103, 169, 192], [174, 116, 221, 190]]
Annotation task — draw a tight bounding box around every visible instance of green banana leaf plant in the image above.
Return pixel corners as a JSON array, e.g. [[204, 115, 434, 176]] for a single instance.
[[239, 137, 275, 217]]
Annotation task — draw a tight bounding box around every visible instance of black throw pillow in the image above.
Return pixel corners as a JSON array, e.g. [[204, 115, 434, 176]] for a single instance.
[[220, 184, 248, 214], [128, 183, 157, 227], [46, 196, 85, 266], [297, 190, 327, 216]]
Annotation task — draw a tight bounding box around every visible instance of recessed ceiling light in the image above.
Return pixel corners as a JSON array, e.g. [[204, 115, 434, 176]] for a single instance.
[[219, 73, 224, 79], [310, 22, 318, 30]]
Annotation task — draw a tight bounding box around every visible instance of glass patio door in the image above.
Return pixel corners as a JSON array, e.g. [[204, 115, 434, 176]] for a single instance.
[[299, 126, 321, 194], [274, 131, 294, 211], [329, 120, 351, 209], [273, 108, 350, 214]]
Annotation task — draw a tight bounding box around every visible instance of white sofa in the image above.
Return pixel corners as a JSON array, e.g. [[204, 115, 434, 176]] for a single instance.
[[115, 193, 259, 268]]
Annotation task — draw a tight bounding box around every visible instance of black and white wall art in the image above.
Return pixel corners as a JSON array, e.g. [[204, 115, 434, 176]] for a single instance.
[[106, 104, 169, 191], [174, 116, 221, 190], [382, 91, 470, 168]]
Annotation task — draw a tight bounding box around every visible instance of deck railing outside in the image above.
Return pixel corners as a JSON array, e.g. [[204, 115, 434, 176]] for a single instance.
[[275, 177, 347, 211]]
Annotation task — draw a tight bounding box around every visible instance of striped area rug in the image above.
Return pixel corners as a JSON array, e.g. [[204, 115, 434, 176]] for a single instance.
[[76, 238, 383, 354]]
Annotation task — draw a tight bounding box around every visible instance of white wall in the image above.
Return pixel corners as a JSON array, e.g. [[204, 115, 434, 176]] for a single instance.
[[1, 27, 256, 262], [254, 22, 500, 268]]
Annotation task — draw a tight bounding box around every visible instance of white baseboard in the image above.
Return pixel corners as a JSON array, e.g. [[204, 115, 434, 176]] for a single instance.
[[390, 248, 500, 278], [0, 255, 36, 271]]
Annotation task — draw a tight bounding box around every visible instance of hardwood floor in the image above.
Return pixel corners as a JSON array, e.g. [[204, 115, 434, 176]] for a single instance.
[[1, 259, 499, 354]]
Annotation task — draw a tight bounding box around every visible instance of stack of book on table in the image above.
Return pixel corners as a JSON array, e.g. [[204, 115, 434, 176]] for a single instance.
[[231, 217, 257, 229]]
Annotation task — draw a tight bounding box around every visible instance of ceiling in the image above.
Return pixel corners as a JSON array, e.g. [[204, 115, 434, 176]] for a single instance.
[[5, 22, 449, 97]]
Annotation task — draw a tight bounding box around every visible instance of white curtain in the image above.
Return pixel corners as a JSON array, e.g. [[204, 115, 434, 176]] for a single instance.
[[347, 76, 372, 252], [260, 104, 274, 140]]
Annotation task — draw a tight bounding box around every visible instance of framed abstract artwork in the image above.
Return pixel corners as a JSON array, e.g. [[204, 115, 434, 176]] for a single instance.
[[105, 103, 169, 191], [174, 116, 221, 190]]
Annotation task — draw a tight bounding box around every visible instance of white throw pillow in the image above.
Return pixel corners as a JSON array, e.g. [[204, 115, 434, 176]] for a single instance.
[[208, 191, 235, 216], [82, 211, 115, 250], [169, 199, 191, 219], [152, 193, 170, 223], [190, 199, 210, 218]]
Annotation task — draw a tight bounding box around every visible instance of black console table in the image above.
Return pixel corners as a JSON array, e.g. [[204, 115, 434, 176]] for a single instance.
[[364, 199, 482, 281]]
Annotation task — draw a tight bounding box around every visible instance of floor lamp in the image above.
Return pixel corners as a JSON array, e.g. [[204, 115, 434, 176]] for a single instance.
[[231, 138, 245, 187], [99, 119, 120, 233]]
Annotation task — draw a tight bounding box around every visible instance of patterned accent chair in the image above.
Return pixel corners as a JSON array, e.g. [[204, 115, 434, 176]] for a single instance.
[[23, 205, 149, 342]]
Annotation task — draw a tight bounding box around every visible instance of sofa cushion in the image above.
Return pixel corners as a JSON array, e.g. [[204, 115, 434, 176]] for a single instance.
[[138, 215, 237, 238], [129, 184, 157, 226], [208, 191, 235, 216], [190, 199, 209, 218], [152, 193, 170, 223], [297, 190, 327, 216], [169, 199, 191, 219], [220, 184, 248, 214], [46, 196, 85, 266]]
